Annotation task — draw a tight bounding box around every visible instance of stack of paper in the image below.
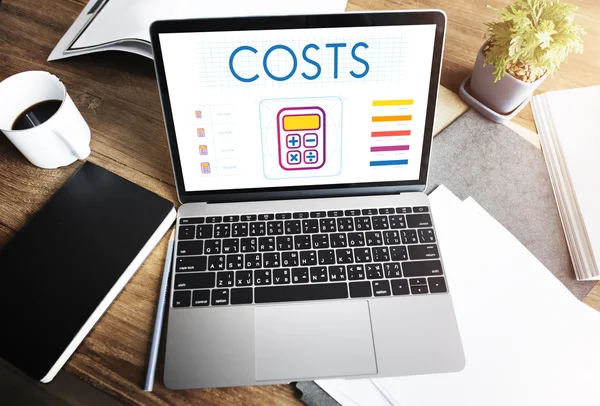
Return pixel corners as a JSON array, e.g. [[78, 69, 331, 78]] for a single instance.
[[316, 185, 600, 405], [532, 86, 600, 280]]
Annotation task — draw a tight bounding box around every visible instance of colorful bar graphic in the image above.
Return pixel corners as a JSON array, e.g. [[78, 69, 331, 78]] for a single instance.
[[372, 99, 414, 106], [372, 115, 412, 122], [283, 114, 321, 131], [371, 130, 411, 137], [370, 160, 409, 167], [370, 145, 409, 152]]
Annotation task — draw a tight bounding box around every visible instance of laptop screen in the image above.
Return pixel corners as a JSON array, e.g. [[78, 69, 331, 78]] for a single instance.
[[158, 21, 439, 195]]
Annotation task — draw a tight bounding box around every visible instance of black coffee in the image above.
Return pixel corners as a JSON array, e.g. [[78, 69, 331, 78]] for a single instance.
[[11, 99, 62, 130]]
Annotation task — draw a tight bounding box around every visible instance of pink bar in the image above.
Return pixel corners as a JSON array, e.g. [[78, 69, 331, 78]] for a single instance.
[[370, 145, 409, 152]]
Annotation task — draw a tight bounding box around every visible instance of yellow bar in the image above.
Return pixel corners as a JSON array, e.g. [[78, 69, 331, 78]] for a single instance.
[[372, 99, 414, 106], [372, 115, 412, 122], [283, 114, 320, 131]]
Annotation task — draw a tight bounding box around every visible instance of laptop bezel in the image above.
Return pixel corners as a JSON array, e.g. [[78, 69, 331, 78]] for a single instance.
[[150, 11, 446, 204]]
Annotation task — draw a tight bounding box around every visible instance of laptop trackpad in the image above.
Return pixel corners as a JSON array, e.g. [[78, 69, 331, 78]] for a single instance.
[[255, 301, 377, 381]]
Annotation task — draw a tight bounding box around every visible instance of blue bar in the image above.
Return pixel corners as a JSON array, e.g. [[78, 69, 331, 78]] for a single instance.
[[369, 159, 409, 167]]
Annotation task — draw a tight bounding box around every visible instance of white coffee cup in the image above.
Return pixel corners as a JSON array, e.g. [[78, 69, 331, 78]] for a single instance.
[[0, 71, 91, 169]]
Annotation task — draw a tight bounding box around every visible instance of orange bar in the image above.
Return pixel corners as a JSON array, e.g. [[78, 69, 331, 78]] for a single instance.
[[372, 115, 412, 122], [372, 99, 414, 106]]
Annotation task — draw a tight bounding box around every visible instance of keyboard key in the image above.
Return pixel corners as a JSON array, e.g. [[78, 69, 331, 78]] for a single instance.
[[292, 267, 309, 284], [379, 208, 395, 215], [310, 266, 328, 282], [206, 216, 222, 224], [330, 233, 348, 248], [285, 220, 302, 234], [232, 223, 248, 237], [294, 235, 311, 250], [347, 232, 365, 247], [254, 269, 272, 285], [216, 271, 234, 287], [276, 236, 293, 251], [328, 266, 347, 281], [391, 279, 409, 295], [245, 253, 262, 269], [222, 215, 239, 222], [310, 211, 327, 218], [258, 237, 275, 252], [390, 246, 408, 261], [410, 285, 429, 294], [413, 206, 429, 213], [302, 219, 319, 233], [349, 281, 372, 298], [383, 262, 402, 278], [196, 225, 213, 239], [344, 209, 361, 216], [366, 263, 384, 279], [372, 280, 391, 296], [204, 239, 221, 254], [318, 249, 335, 265], [408, 244, 440, 260], [255, 282, 348, 303], [418, 228, 436, 243], [300, 250, 317, 266], [347, 265, 365, 280], [312, 234, 330, 249], [402, 260, 444, 277], [240, 237, 257, 253], [365, 231, 383, 246], [336, 248, 354, 264], [327, 210, 344, 217], [275, 213, 292, 220], [409, 278, 427, 286], [178, 225, 195, 240], [192, 290, 210, 306], [428, 277, 447, 293], [173, 291, 191, 307], [406, 213, 432, 228], [396, 207, 412, 214], [235, 270, 253, 286], [372, 216, 389, 230], [231, 287, 253, 304], [222, 239, 239, 254], [263, 252, 280, 268], [319, 218, 337, 233], [174, 272, 215, 289], [282, 251, 299, 267], [293, 212, 310, 219], [400, 229, 418, 244], [354, 217, 372, 231], [337, 218, 354, 232], [214, 224, 230, 238], [176, 256, 207, 272], [180, 217, 204, 225], [273, 268, 291, 284], [211, 289, 229, 305], [241, 214, 257, 221], [258, 213, 274, 221], [389, 215, 406, 229], [362, 208, 378, 215], [207, 255, 225, 271], [372, 246, 390, 262], [177, 240, 203, 256], [226, 254, 244, 270], [354, 248, 372, 263], [383, 230, 401, 245], [267, 221, 284, 235], [250, 222, 266, 236]]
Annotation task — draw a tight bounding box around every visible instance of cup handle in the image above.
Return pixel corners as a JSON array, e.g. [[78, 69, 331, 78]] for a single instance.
[[53, 129, 91, 160]]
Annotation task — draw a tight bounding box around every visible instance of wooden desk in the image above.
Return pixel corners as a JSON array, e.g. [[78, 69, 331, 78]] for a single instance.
[[1, 1, 598, 405]]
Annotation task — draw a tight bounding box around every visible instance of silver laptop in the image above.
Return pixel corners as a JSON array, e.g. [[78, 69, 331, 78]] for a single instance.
[[150, 10, 464, 389]]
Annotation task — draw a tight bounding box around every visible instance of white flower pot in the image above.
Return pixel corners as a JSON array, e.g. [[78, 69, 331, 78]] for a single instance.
[[470, 44, 546, 115]]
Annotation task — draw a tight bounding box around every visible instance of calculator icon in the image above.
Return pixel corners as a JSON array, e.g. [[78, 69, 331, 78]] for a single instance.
[[277, 106, 326, 171]]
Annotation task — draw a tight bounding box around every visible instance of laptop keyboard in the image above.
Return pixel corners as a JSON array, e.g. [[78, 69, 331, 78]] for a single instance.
[[172, 206, 447, 307]]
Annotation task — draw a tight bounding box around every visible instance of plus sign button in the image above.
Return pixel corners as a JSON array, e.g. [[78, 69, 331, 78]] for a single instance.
[[286, 134, 301, 149]]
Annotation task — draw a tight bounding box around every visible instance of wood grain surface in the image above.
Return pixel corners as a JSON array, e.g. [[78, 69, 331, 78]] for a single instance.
[[1, 1, 599, 405]]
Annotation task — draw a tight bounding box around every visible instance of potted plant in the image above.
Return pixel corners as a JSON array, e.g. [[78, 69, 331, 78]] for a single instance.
[[469, 0, 585, 115]]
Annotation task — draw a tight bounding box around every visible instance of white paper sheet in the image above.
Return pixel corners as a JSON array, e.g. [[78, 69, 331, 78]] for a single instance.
[[316, 379, 392, 406]]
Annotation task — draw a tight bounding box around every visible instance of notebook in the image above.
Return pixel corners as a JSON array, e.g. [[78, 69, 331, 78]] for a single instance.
[[532, 86, 600, 280], [0, 162, 176, 382]]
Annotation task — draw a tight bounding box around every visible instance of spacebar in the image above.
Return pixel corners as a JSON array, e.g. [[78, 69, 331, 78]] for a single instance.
[[255, 283, 349, 304]]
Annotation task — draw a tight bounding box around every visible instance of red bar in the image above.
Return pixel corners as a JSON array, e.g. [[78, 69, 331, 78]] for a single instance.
[[371, 130, 411, 137]]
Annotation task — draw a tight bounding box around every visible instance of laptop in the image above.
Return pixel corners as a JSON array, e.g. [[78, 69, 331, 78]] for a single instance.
[[150, 10, 465, 389]]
